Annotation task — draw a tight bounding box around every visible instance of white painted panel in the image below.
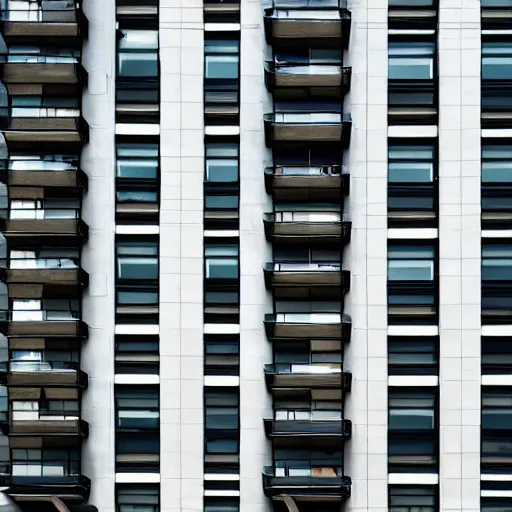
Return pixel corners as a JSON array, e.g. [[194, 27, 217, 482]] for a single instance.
[[388, 228, 438, 240], [204, 324, 240, 334], [481, 230, 512, 239], [388, 473, 439, 485], [388, 125, 437, 138], [116, 225, 159, 235], [205, 23, 241, 31], [205, 126, 240, 136], [388, 325, 439, 336], [204, 230, 240, 238], [204, 375, 240, 387], [482, 325, 512, 337], [116, 123, 160, 135], [115, 324, 159, 335], [116, 473, 161, 483], [115, 374, 160, 385], [482, 129, 512, 138], [389, 376, 438, 387]]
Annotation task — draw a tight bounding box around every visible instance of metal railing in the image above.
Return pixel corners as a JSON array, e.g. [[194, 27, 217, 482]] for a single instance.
[[264, 0, 348, 10]]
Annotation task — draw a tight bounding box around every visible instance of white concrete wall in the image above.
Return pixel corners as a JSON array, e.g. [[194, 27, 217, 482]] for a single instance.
[[239, 0, 273, 510], [159, 0, 205, 511], [438, 1, 481, 511], [345, 1, 389, 512], [80, 0, 117, 510]]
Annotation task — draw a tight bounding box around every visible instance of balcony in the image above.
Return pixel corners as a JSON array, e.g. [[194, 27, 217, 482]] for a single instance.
[[265, 166, 348, 202], [2, 217, 89, 246], [265, 62, 351, 98], [265, 313, 351, 341], [5, 418, 89, 439], [2, 361, 88, 388], [0, 62, 87, 87], [0, 115, 89, 146], [264, 418, 351, 446], [263, 1, 351, 48], [264, 363, 351, 392], [262, 467, 351, 501], [3, 168, 88, 192], [0, 3, 88, 44], [5, 264, 88, 299], [264, 113, 351, 147], [263, 212, 351, 245], [2, 318, 88, 338], [0, 471, 90, 502], [264, 263, 349, 299]]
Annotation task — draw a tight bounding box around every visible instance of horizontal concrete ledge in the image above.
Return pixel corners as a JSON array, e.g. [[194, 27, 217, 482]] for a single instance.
[[204, 474, 240, 481], [482, 230, 512, 239], [482, 375, 512, 386], [389, 375, 438, 387], [204, 230, 239, 238], [388, 125, 437, 138], [483, 129, 512, 138], [115, 324, 159, 335], [482, 491, 512, 498], [388, 325, 438, 336], [388, 473, 438, 485], [482, 474, 512, 481], [388, 228, 437, 240], [204, 490, 240, 497], [204, 323, 240, 335], [482, 325, 512, 337], [205, 126, 240, 136], [115, 374, 160, 385], [205, 23, 240, 32], [204, 375, 239, 387], [116, 123, 159, 136], [116, 473, 160, 483], [116, 225, 159, 235]]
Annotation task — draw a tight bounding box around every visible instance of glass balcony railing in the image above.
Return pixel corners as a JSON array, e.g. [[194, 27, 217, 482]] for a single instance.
[[267, 262, 340, 272], [9, 258, 78, 269]]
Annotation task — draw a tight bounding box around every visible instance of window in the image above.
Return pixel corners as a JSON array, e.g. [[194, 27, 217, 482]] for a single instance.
[[388, 143, 436, 224], [205, 389, 239, 454], [482, 337, 512, 374], [389, 486, 437, 512], [482, 244, 512, 280], [116, 335, 159, 375], [388, 42, 435, 80], [206, 143, 239, 183], [205, 39, 239, 80], [388, 337, 438, 375], [482, 499, 512, 512], [116, 142, 158, 180], [205, 244, 238, 279], [12, 448, 80, 476], [482, 145, 512, 183], [273, 449, 343, 476], [115, 388, 159, 431], [204, 498, 239, 512], [483, 43, 512, 80], [482, 389, 512, 470], [204, 335, 239, 376], [118, 29, 158, 78], [117, 485, 159, 512], [388, 390, 437, 472], [388, 244, 435, 281], [116, 241, 158, 281]]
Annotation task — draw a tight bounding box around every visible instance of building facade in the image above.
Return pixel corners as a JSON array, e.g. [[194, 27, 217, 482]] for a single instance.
[[0, 0, 505, 512]]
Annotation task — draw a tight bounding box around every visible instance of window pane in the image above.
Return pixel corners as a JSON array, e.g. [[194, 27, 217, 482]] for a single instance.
[[205, 56, 239, 79]]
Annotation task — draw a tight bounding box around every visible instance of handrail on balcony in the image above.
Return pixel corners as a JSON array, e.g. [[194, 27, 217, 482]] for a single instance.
[[264, 0, 348, 11], [9, 258, 79, 269], [264, 262, 341, 272], [263, 211, 350, 222], [264, 363, 342, 374], [264, 312, 351, 324], [265, 165, 342, 176], [264, 112, 351, 125], [0, 1, 81, 22], [8, 360, 82, 372]]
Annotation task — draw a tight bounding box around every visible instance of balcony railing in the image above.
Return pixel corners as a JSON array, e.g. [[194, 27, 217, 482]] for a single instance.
[[264, 112, 351, 146], [264, 312, 351, 341], [263, 0, 351, 47], [0, 464, 90, 501], [0, 314, 88, 338], [5, 417, 89, 438], [265, 61, 351, 96], [0, 2, 88, 42], [263, 211, 351, 244], [264, 165, 348, 200], [0, 360, 88, 387], [262, 465, 351, 500], [264, 417, 351, 439], [264, 362, 351, 390], [263, 263, 349, 299]]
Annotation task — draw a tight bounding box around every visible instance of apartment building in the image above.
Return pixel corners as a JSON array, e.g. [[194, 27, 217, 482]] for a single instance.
[[0, 0, 503, 511]]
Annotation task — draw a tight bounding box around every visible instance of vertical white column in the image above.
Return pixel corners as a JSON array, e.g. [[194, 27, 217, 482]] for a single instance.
[[80, 0, 116, 509], [345, 1, 389, 512], [159, 1, 205, 511], [438, 1, 481, 511], [239, 0, 273, 510]]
